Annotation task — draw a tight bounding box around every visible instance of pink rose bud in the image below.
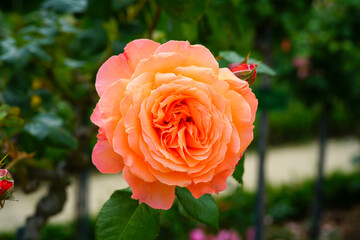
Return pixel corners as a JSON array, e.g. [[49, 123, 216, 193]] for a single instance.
[[229, 53, 257, 85], [0, 169, 14, 195]]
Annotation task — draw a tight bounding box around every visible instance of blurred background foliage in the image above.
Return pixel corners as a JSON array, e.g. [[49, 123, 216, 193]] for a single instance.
[[0, 0, 360, 239]]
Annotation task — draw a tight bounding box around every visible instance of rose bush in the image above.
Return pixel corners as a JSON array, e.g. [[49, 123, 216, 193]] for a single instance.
[[91, 39, 257, 210]]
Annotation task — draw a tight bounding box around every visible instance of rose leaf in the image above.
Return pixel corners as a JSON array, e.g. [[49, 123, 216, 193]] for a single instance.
[[175, 187, 219, 228], [232, 154, 245, 185], [96, 190, 160, 240]]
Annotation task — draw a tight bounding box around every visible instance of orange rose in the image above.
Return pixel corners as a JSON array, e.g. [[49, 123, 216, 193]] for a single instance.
[[91, 39, 257, 210]]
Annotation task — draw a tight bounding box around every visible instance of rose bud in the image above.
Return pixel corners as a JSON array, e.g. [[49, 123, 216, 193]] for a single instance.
[[229, 53, 258, 85], [0, 169, 14, 196]]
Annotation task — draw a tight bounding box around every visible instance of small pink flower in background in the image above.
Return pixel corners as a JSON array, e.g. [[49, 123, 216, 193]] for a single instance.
[[190, 229, 207, 240], [190, 228, 242, 240], [245, 227, 255, 240], [292, 56, 310, 79], [229, 53, 257, 85], [217, 229, 242, 240]]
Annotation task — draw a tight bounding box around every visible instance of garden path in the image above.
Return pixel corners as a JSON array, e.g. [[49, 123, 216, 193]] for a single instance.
[[0, 138, 359, 232]]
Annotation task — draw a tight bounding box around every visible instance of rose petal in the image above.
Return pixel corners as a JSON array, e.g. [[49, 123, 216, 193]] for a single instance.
[[132, 52, 191, 79], [173, 66, 217, 85], [95, 54, 132, 96], [92, 138, 124, 174], [124, 39, 161, 71], [229, 90, 251, 125], [187, 169, 233, 199], [113, 120, 157, 182], [123, 167, 175, 210], [90, 104, 103, 127], [148, 167, 192, 187], [237, 126, 254, 154], [219, 68, 258, 123], [155, 41, 219, 75], [98, 79, 129, 145], [214, 124, 241, 173]]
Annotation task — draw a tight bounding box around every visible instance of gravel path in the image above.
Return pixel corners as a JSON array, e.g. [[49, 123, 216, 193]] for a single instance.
[[0, 138, 359, 232]]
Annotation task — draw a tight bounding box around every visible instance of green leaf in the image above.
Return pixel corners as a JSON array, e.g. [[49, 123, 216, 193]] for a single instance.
[[3, 115, 25, 128], [232, 155, 245, 185], [59, 18, 78, 33], [96, 190, 160, 240], [46, 127, 78, 150], [0, 38, 30, 68], [112, 0, 137, 10], [0, 105, 10, 122], [257, 62, 277, 77], [71, 26, 108, 58], [64, 58, 86, 69], [26, 43, 52, 61], [24, 113, 63, 140], [175, 187, 219, 228], [217, 59, 229, 68], [42, 0, 88, 13], [219, 51, 243, 63], [219, 51, 277, 77], [156, 0, 209, 23]]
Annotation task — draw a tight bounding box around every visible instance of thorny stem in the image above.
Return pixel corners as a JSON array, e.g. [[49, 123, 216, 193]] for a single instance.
[[6, 152, 35, 170]]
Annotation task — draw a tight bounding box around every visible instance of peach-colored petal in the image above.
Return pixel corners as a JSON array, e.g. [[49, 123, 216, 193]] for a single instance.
[[95, 54, 132, 96], [219, 69, 257, 152], [229, 90, 251, 125], [155, 41, 219, 75], [237, 126, 254, 154], [219, 68, 258, 123], [123, 73, 154, 157], [90, 104, 103, 127], [148, 167, 192, 187], [113, 120, 157, 182], [191, 168, 216, 184], [154, 73, 178, 87], [237, 88, 257, 123], [214, 125, 241, 173], [132, 52, 191, 79], [92, 138, 124, 174], [173, 66, 217, 85], [98, 79, 129, 145], [187, 169, 233, 199], [228, 90, 256, 152], [124, 39, 161, 71], [123, 167, 175, 210]]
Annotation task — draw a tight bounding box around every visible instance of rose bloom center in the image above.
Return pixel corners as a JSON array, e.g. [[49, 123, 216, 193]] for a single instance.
[[153, 96, 209, 162]]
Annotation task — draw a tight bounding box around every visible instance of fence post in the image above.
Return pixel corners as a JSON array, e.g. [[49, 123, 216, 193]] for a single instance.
[[76, 169, 89, 240], [255, 111, 268, 240], [310, 106, 328, 239]]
